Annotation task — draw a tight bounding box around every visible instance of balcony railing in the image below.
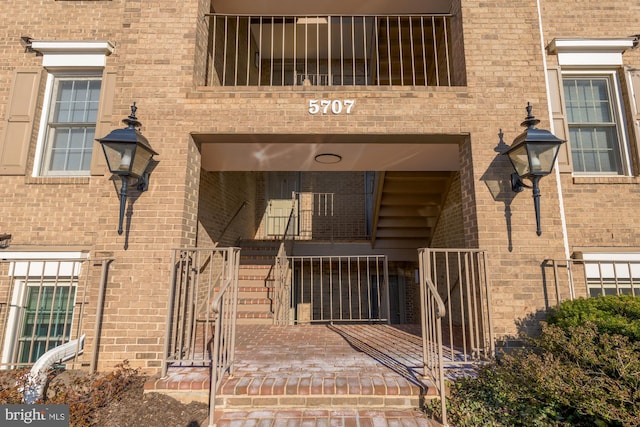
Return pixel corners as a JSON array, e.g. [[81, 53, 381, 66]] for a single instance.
[[205, 14, 458, 87], [545, 258, 640, 305]]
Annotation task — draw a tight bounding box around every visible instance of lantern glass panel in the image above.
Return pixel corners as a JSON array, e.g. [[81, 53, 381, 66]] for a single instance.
[[101, 142, 136, 175], [130, 145, 154, 178], [528, 142, 561, 175], [507, 144, 530, 177]]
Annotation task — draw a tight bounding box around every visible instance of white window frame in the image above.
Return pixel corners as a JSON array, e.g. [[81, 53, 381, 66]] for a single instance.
[[581, 252, 640, 297], [33, 72, 103, 177], [1, 252, 86, 368], [29, 40, 113, 178], [561, 69, 633, 176]]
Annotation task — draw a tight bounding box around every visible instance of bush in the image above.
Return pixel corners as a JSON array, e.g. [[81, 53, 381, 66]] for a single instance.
[[0, 361, 141, 427], [547, 295, 640, 341], [427, 296, 640, 426]]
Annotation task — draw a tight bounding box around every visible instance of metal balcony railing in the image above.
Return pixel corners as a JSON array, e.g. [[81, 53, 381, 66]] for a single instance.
[[205, 14, 456, 87], [544, 258, 640, 304]]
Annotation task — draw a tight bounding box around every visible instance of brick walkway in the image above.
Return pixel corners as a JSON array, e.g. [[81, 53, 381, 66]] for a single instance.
[[147, 324, 442, 426], [213, 408, 439, 426]]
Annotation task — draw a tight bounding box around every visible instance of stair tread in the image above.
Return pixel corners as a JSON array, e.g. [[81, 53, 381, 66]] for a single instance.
[[238, 298, 272, 303], [237, 311, 273, 318], [146, 370, 434, 399]]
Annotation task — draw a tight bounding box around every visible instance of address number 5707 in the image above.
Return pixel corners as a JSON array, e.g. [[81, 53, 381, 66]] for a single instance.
[[308, 99, 355, 115]]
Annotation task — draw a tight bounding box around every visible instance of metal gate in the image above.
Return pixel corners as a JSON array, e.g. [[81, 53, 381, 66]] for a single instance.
[[289, 255, 390, 323]]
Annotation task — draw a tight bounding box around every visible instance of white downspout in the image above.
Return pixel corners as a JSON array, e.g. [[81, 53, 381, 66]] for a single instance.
[[536, 0, 571, 262]]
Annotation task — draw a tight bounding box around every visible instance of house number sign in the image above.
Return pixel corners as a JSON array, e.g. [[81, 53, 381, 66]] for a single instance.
[[308, 99, 355, 115]]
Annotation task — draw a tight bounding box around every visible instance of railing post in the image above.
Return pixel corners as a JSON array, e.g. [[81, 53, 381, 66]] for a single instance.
[[383, 257, 390, 324], [480, 251, 495, 356], [206, 247, 241, 427], [418, 248, 448, 426], [418, 249, 429, 377]]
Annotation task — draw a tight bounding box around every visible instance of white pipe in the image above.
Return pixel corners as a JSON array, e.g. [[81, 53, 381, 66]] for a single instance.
[[536, 0, 571, 261], [24, 335, 86, 404]]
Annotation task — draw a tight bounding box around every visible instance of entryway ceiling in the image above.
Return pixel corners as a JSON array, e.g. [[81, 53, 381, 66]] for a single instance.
[[194, 133, 463, 172], [194, 132, 463, 251], [211, 0, 453, 15]]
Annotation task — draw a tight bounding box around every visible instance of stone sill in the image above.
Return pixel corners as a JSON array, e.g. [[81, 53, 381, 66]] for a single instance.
[[571, 175, 640, 185], [25, 176, 92, 185]]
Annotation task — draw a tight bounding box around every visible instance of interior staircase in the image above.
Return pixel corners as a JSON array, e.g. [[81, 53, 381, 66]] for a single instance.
[[234, 240, 280, 325], [372, 171, 452, 250]]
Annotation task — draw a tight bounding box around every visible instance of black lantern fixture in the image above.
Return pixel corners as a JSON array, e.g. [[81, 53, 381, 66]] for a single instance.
[[96, 103, 158, 235], [0, 234, 11, 249], [503, 103, 565, 236]]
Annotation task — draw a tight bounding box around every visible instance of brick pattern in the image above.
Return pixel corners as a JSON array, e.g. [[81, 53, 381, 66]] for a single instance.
[[539, 1, 640, 264], [198, 171, 258, 247], [212, 408, 437, 427], [145, 324, 434, 417], [253, 172, 368, 241], [431, 172, 464, 248], [0, 0, 639, 371]]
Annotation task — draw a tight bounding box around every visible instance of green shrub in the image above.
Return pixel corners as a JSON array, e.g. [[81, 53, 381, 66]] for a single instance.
[[547, 295, 640, 341], [427, 297, 640, 426]]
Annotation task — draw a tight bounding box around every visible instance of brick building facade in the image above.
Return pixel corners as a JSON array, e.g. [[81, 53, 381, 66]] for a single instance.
[[0, 0, 639, 374]]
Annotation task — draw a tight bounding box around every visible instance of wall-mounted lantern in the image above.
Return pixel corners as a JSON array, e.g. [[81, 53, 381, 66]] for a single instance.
[[96, 103, 158, 235], [503, 103, 565, 236], [0, 234, 11, 249]]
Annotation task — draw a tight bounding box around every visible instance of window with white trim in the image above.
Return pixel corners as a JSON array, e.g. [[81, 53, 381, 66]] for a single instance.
[[547, 38, 636, 176], [563, 72, 630, 175], [27, 40, 113, 178], [39, 73, 102, 176], [582, 253, 640, 297], [1, 255, 84, 367]]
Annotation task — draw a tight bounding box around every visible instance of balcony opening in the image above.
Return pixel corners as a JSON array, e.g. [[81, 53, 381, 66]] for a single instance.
[[205, 13, 465, 87]]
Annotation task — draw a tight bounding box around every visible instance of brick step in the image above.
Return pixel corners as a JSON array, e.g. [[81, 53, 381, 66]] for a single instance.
[[218, 374, 431, 397], [240, 255, 276, 269], [217, 285, 273, 292], [237, 278, 273, 287], [236, 298, 272, 312], [146, 324, 440, 425], [235, 286, 273, 299], [238, 271, 273, 278], [216, 393, 423, 410], [236, 316, 273, 325], [236, 311, 273, 320], [145, 368, 434, 409], [214, 281, 273, 298], [210, 408, 442, 427], [238, 266, 273, 277]]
